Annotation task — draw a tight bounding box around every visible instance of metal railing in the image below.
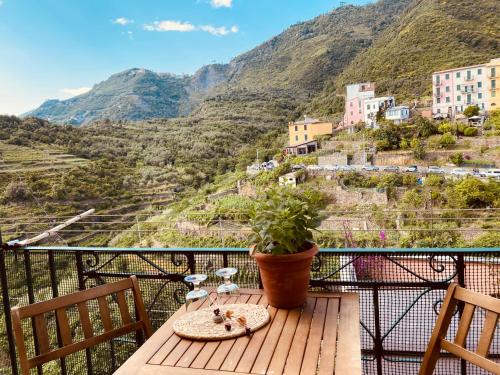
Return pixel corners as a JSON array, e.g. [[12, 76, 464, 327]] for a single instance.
[[0, 241, 499, 374]]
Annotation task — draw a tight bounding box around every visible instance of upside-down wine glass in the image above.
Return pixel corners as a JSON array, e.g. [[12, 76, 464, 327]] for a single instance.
[[184, 274, 208, 310], [215, 267, 240, 305]]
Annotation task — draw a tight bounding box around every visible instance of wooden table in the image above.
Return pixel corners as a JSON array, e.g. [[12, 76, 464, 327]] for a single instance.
[[115, 289, 361, 375]]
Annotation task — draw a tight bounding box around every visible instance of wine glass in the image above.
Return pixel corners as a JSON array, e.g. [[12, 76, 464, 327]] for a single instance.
[[215, 267, 240, 303], [184, 274, 208, 310]]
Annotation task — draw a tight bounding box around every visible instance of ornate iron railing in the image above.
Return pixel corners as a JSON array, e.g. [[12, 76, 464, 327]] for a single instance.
[[0, 244, 499, 375]]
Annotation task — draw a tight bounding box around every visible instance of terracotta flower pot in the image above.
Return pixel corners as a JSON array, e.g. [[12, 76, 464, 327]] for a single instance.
[[253, 243, 319, 309]]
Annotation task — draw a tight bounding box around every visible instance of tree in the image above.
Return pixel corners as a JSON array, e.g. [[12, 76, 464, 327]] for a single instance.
[[463, 105, 480, 118], [373, 122, 401, 150], [410, 138, 425, 160], [414, 116, 438, 137], [446, 177, 500, 208], [449, 152, 464, 166], [439, 132, 456, 147], [437, 122, 454, 134]]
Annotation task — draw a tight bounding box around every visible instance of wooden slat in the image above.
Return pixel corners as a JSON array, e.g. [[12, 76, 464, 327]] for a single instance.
[[283, 297, 316, 375], [441, 340, 500, 374], [301, 298, 328, 375], [137, 364, 254, 375], [419, 284, 458, 375], [454, 287, 500, 313], [148, 294, 215, 365], [251, 307, 289, 374], [34, 314, 50, 354], [336, 293, 362, 375], [454, 303, 475, 347], [116, 290, 132, 325], [55, 308, 73, 346], [77, 302, 94, 339], [476, 310, 498, 356], [218, 294, 266, 372], [204, 294, 252, 370], [11, 308, 30, 375], [130, 275, 153, 338], [16, 278, 133, 319], [98, 296, 114, 332], [234, 303, 278, 373], [29, 322, 144, 368], [266, 307, 302, 375], [318, 297, 340, 375], [189, 295, 238, 369]]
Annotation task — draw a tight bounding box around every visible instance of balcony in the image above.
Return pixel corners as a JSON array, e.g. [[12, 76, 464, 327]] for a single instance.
[[0, 210, 499, 375]]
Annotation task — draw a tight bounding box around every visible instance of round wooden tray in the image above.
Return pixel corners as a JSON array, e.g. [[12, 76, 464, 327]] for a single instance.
[[173, 303, 270, 341]]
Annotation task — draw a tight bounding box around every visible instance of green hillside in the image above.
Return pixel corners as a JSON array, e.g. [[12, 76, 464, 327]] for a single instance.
[[308, 0, 500, 115]]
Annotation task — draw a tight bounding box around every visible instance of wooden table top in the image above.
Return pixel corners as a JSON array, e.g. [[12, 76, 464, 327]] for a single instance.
[[115, 288, 361, 375]]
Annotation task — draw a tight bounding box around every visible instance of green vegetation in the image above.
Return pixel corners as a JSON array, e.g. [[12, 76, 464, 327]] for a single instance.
[[463, 105, 480, 118]]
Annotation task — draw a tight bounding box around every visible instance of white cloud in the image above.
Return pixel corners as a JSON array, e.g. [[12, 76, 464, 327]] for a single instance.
[[143, 20, 196, 32], [112, 17, 133, 26], [59, 87, 91, 98], [210, 0, 232, 8], [199, 24, 238, 36], [0, 1, 4, 7], [144, 20, 238, 36]]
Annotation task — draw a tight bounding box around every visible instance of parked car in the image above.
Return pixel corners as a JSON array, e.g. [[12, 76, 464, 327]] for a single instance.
[[472, 168, 486, 178], [323, 164, 338, 171], [451, 168, 471, 177], [362, 165, 379, 171], [291, 164, 306, 171], [485, 169, 500, 179], [383, 166, 400, 172], [306, 165, 323, 171], [428, 166, 445, 174], [339, 165, 356, 172], [405, 165, 418, 173]]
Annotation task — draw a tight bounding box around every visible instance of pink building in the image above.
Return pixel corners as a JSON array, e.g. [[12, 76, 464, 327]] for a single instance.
[[343, 82, 375, 127], [432, 63, 489, 118]]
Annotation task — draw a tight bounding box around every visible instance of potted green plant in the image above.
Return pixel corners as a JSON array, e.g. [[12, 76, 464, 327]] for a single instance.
[[249, 188, 322, 308]]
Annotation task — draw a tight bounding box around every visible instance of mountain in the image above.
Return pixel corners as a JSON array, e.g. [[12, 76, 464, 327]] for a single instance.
[[25, 69, 191, 125], [24, 0, 499, 125], [308, 0, 500, 115]]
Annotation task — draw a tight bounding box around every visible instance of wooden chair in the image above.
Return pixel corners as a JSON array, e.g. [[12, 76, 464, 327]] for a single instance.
[[11, 276, 153, 375], [420, 283, 500, 374]]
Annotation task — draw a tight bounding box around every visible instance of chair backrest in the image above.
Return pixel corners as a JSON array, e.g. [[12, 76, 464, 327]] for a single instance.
[[11, 276, 153, 375], [420, 283, 500, 374]]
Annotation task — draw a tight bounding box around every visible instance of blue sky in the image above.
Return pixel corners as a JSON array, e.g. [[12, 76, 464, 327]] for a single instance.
[[0, 0, 371, 115]]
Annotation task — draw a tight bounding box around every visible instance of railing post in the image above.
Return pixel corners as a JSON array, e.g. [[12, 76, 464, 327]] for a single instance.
[[75, 252, 94, 375], [457, 253, 466, 375], [48, 250, 67, 375], [0, 230, 19, 375], [373, 285, 383, 375], [23, 249, 42, 375]]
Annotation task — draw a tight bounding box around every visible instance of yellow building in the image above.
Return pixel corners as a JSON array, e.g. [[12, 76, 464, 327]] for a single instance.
[[288, 116, 333, 147], [486, 58, 500, 111]]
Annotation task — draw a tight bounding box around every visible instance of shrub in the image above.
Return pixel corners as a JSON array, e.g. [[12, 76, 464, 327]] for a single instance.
[[426, 174, 445, 186], [410, 138, 425, 160], [3, 181, 29, 202], [463, 105, 480, 118], [438, 122, 454, 134], [449, 153, 464, 166], [414, 116, 438, 137], [446, 177, 500, 208], [439, 132, 456, 147], [375, 139, 391, 151], [472, 232, 500, 248], [463, 127, 478, 136]]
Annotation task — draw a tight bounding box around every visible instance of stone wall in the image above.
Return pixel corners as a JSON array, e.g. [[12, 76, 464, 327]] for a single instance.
[[323, 185, 388, 206]]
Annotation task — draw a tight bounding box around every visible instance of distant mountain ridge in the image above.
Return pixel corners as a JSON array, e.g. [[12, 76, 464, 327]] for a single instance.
[[24, 0, 500, 125]]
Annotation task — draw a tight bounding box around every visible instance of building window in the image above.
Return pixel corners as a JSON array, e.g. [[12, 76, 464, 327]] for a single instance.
[[295, 135, 299, 141], [478, 81, 482, 88], [304, 134, 308, 141], [456, 72, 461, 78], [482, 103, 485, 109], [467, 94, 471, 104], [445, 73, 450, 80], [445, 86, 450, 92], [492, 79, 497, 89], [350, 111, 353, 116], [478, 93, 482, 99], [367, 104, 370, 110], [456, 84, 460, 91], [446, 97, 450, 103], [304, 124, 307, 131], [437, 109, 441, 113], [435, 75, 440, 84], [437, 98, 441, 104], [492, 67, 496, 77], [436, 87, 440, 96], [466, 70, 471, 80], [350, 102, 353, 107], [492, 91, 497, 98], [457, 95, 461, 102], [478, 68, 482, 75], [294, 125, 298, 131]]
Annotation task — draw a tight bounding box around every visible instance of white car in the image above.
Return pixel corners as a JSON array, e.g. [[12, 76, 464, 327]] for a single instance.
[[485, 169, 500, 179], [405, 165, 418, 173], [306, 165, 323, 171], [340, 165, 356, 172], [451, 168, 471, 177], [428, 166, 445, 174], [323, 164, 338, 171]]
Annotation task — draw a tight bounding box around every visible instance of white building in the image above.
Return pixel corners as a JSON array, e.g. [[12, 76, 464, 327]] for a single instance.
[[385, 106, 410, 124], [363, 96, 395, 128]]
